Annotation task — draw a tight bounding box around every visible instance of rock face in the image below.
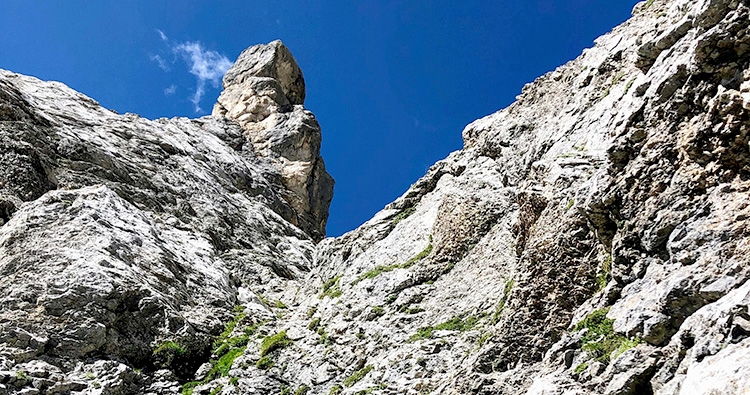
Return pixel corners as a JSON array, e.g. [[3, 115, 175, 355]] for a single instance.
[[214, 40, 333, 241], [0, 0, 749, 394], [0, 41, 332, 394]]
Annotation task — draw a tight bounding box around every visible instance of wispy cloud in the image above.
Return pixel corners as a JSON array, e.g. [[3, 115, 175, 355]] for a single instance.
[[150, 29, 233, 113], [173, 42, 233, 112], [150, 54, 169, 71]]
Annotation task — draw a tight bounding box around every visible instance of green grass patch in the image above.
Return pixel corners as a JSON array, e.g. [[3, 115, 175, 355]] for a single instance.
[[477, 332, 493, 347], [574, 308, 640, 363], [596, 254, 612, 292], [320, 276, 343, 299], [260, 331, 292, 357], [328, 385, 343, 395], [645, 0, 655, 8], [574, 362, 588, 374], [295, 385, 310, 395], [409, 314, 482, 342], [391, 206, 416, 225], [208, 385, 223, 395], [230, 377, 239, 386], [492, 278, 515, 324], [182, 381, 200, 395], [343, 365, 374, 387], [210, 346, 246, 378], [624, 77, 637, 94], [308, 317, 321, 331], [612, 337, 641, 359], [317, 329, 332, 346], [565, 199, 575, 211], [181, 329, 249, 395], [256, 355, 274, 370], [399, 305, 425, 314], [213, 307, 247, 353], [612, 71, 626, 85], [152, 341, 186, 368], [369, 306, 385, 320], [353, 243, 432, 285]]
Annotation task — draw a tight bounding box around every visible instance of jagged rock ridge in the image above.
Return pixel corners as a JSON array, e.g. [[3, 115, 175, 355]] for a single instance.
[[1, 0, 750, 394]]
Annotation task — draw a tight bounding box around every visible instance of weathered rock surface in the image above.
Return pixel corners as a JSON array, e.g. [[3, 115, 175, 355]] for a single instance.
[[0, 41, 331, 394], [1, 0, 750, 394]]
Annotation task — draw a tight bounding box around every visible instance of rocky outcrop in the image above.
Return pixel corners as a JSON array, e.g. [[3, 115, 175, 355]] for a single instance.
[[1, 0, 750, 394], [214, 40, 333, 241]]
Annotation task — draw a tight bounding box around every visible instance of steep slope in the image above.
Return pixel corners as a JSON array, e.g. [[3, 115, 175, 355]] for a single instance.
[[1, 0, 750, 394], [262, 0, 748, 394]]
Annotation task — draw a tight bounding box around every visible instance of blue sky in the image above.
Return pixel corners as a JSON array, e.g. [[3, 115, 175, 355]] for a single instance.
[[0, 0, 638, 237]]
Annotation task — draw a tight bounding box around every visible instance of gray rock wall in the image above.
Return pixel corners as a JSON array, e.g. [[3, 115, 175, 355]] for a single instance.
[[1, 0, 749, 394]]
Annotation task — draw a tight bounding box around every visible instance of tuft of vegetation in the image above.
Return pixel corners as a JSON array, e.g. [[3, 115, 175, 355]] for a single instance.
[[181, 308, 255, 395], [328, 385, 343, 395], [182, 382, 200, 395], [212, 347, 246, 378], [574, 362, 588, 374], [213, 307, 247, 352], [409, 314, 482, 342], [343, 365, 374, 387], [403, 242, 433, 267], [308, 317, 321, 331], [295, 385, 311, 395], [15, 371, 29, 380], [612, 71, 626, 86], [477, 332, 493, 347], [612, 337, 641, 360], [152, 341, 186, 368], [320, 276, 343, 299], [492, 278, 515, 324], [574, 308, 640, 363], [182, 346, 247, 394], [229, 377, 239, 386], [274, 299, 288, 309], [565, 199, 575, 211], [369, 306, 385, 320], [307, 305, 318, 318], [391, 206, 417, 225], [596, 254, 612, 292], [317, 328, 332, 346], [399, 305, 425, 314], [624, 77, 637, 94], [645, 0, 655, 8], [353, 243, 433, 285], [260, 331, 292, 357], [208, 385, 223, 395], [256, 355, 274, 370]]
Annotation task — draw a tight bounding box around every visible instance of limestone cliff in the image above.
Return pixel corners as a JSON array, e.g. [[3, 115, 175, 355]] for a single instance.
[[1, 0, 749, 394]]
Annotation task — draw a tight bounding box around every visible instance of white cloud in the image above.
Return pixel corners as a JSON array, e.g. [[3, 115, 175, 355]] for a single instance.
[[157, 29, 169, 42], [164, 85, 177, 95], [150, 54, 169, 71], [173, 42, 233, 113]]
